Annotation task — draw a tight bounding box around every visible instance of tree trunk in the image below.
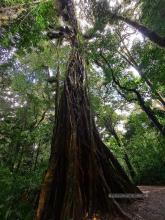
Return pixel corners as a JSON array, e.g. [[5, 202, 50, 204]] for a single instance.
[[8, 143, 20, 172], [33, 146, 40, 171], [115, 15, 165, 48], [55, 64, 60, 123], [123, 153, 136, 181], [134, 90, 165, 136], [15, 146, 24, 173], [99, 53, 165, 136], [142, 77, 165, 107], [35, 1, 141, 219], [103, 119, 136, 179], [35, 49, 141, 220], [116, 42, 165, 107]]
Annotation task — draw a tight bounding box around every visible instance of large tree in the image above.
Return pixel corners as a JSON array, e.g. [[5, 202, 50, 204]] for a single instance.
[[35, 1, 141, 220]]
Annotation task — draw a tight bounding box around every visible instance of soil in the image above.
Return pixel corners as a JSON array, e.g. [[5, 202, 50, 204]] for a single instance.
[[120, 186, 165, 220]]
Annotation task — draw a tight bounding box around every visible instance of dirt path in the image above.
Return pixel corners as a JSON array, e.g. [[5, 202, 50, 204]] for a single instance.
[[122, 186, 165, 220]]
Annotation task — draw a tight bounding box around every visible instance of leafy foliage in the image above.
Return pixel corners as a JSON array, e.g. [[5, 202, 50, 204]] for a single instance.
[[0, 0, 165, 219]]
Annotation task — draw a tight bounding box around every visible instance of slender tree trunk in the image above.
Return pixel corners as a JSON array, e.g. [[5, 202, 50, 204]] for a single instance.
[[33, 146, 40, 171], [8, 143, 20, 172], [115, 15, 165, 48], [85, 7, 165, 47], [136, 66, 165, 107], [123, 153, 136, 180], [15, 146, 24, 173], [134, 90, 165, 136], [103, 119, 136, 179], [116, 42, 165, 107], [142, 77, 165, 107], [55, 64, 60, 123], [99, 53, 165, 136]]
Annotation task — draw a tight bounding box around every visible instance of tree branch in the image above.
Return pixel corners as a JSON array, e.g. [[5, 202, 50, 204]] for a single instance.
[[113, 14, 165, 48]]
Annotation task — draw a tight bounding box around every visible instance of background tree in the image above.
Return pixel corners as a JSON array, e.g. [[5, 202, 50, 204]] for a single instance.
[[0, 0, 165, 219]]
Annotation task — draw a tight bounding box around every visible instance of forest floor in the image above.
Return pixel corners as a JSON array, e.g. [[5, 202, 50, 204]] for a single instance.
[[119, 186, 165, 220]]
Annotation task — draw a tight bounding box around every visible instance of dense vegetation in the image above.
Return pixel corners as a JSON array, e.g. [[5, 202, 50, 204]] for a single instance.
[[0, 0, 165, 219]]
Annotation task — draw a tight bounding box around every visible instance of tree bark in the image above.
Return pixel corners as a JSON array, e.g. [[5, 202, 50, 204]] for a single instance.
[[99, 53, 165, 136], [15, 146, 24, 173], [134, 90, 165, 136], [33, 146, 40, 171], [35, 1, 141, 219], [116, 39, 165, 107], [55, 62, 60, 123], [35, 49, 141, 220], [114, 15, 165, 48], [103, 118, 136, 179]]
